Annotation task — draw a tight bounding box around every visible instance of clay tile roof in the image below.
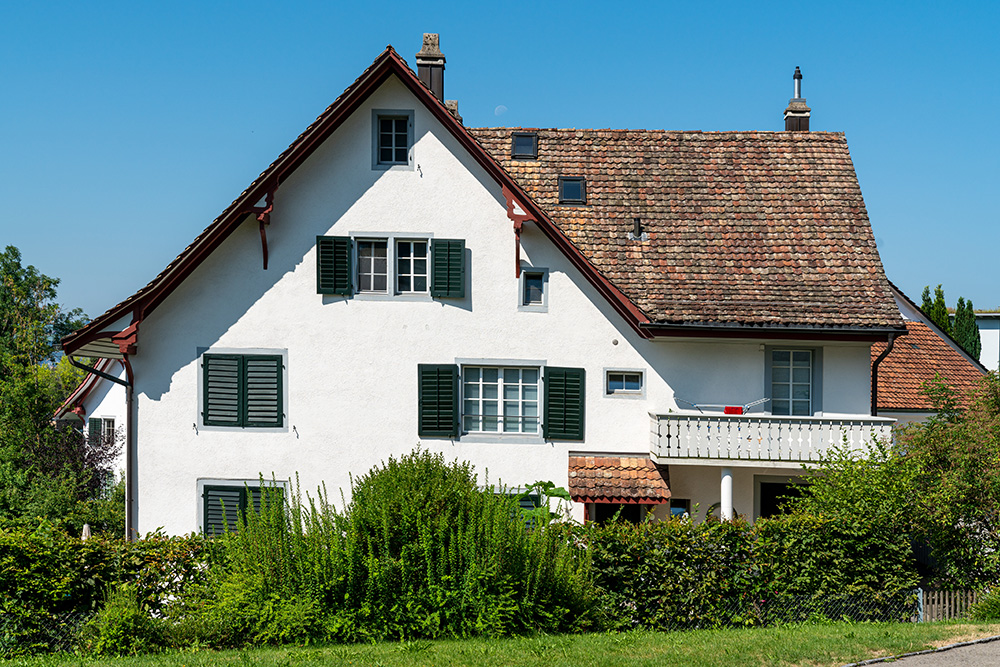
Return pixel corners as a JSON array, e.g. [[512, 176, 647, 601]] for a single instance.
[[872, 321, 986, 411], [567, 455, 671, 504], [469, 128, 903, 330]]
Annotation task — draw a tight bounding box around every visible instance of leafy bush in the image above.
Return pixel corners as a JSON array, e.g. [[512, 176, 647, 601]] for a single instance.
[[190, 451, 596, 646], [970, 588, 1000, 621], [82, 584, 162, 656]]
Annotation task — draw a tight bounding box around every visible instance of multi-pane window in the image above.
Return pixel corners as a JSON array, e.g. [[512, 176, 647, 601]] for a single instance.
[[378, 116, 409, 165], [357, 240, 388, 292], [606, 371, 642, 394], [87, 417, 115, 444], [462, 367, 539, 434], [771, 350, 812, 416], [396, 240, 428, 293]]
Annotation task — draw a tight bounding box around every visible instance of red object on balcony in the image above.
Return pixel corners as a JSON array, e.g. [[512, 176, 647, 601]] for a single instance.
[[724, 406, 744, 415]]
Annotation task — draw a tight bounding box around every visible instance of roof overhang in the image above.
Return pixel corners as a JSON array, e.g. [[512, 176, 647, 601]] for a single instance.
[[62, 45, 653, 357], [640, 322, 908, 342]]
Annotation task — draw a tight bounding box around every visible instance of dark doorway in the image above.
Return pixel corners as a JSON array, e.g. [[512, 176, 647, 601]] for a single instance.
[[758, 481, 805, 518], [593, 503, 643, 524]]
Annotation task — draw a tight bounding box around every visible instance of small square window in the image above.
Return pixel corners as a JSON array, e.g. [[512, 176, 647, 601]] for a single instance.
[[606, 370, 643, 395], [511, 132, 538, 159], [669, 498, 691, 518], [558, 176, 586, 204]]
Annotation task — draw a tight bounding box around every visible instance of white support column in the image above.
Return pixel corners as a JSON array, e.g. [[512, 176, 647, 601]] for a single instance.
[[720, 467, 733, 520]]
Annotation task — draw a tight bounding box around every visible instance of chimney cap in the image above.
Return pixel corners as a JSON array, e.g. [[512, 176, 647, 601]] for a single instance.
[[416, 33, 445, 63], [794, 66, 802, 80]]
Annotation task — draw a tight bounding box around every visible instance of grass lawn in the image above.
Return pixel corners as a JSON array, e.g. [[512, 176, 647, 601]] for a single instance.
[[7, 621, 1000, 667]]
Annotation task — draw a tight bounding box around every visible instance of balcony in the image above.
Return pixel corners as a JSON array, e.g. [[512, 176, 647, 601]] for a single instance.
[[650, 412, 895, 467]]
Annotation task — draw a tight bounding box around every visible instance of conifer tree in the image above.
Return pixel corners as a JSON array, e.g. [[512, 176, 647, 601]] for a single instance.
[[953, 297, 982, 361], [924, 284, 952, 336]]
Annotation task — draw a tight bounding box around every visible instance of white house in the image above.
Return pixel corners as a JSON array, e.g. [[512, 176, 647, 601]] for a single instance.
[[61, 36, 905, 538], [54, 357, 127, 472], [974, 312, 1000, 372]]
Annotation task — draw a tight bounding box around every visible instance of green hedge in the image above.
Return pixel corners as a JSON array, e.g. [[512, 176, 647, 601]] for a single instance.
[[0, 522, 210, 656], [581, 512, 918, 631]]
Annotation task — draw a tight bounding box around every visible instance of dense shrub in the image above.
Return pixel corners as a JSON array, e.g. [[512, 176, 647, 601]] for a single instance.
[[582, 510, 919, 631], [970, 588, 1000, 621], [81, 584, 162, 656], [188, 451, 596, 646], [0, 522, 210, 656]]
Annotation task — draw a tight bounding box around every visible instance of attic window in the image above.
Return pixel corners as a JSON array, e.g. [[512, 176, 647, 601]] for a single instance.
[[511, 132, 538, 160], [558, 177, 586, 205]]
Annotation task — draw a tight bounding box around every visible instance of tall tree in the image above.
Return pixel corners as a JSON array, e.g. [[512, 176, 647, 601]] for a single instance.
[[0, 246, 119, 532], [953, 297, 982, 361], [921, 284, 952, 336]]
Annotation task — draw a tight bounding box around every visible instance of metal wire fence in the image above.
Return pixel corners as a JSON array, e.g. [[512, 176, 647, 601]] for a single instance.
[[0, 589, 975, 656], [0, 611, 93, 658]]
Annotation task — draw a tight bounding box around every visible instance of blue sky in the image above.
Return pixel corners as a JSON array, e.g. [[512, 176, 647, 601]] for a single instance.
[[3, 0, 998, 318]]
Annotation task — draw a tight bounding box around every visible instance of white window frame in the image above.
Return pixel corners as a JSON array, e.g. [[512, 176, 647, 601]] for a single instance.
[[462, 366, 541, 435], [348, 232, 434, 301], [764, 347, 822, 416], [603, 368, 645, 399], [518, 267, 548, 313], [371, 109, 414, 170], [395, 239, 430, 295]]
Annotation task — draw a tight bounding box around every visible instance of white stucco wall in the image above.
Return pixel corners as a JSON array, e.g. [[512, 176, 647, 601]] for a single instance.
[[125, 75, 880, 535], [976, 316, 1000, 371]]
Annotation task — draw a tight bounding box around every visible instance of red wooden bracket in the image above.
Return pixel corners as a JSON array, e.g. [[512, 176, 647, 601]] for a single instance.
[[251, 190, 275, 270], [502, 185, 534, 278], [111, 322, 139, 355]]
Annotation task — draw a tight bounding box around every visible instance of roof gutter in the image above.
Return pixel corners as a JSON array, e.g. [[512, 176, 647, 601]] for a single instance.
[[69, 355, 138, 541], [870, 333, 897, 417], [639, 322, 909, 342]]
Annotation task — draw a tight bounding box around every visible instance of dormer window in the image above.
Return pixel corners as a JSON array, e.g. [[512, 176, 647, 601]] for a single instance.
[[511, 132, 538, 160], [558, 176, 586, 204]]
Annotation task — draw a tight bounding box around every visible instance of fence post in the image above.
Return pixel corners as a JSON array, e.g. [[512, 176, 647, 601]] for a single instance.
[[917, 588, 924, 623]]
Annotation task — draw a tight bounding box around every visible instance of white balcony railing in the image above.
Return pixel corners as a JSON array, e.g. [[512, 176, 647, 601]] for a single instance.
[[650, 412, 895, 465]]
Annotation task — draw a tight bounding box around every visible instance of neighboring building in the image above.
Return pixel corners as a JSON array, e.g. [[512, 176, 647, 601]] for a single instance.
[[872, 283, 988, 426], [54, 358, 128, 475], [60, 37, 905, 538], [974, 312, 1000, 372]]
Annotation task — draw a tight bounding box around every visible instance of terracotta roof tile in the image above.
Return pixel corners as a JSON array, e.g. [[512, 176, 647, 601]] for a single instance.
[[470, 128, 903, 330], [567, 455, 670, 503], [872, 321, 986, 411]]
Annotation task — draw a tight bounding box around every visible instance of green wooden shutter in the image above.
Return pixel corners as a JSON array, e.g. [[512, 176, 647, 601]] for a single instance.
[[203, 355, 242, 426], [243, 355, 283, 427], [430, 239, 465, 298], [316, 236, 353, 295], [203, 486, 244, 536], [88, 417, 101, 443], [418, 364, 459, 437], [543, 367, 585, 440]]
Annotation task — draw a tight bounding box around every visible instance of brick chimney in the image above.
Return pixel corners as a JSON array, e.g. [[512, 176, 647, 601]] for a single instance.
[[784, 66, 811, 131], [415, 33, 446, 102]]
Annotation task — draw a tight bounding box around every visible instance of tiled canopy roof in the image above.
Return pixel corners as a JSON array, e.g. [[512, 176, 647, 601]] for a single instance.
[[568, 455, 671, 504], [872, 321, 986, 411], [471, 128, 903, 330]]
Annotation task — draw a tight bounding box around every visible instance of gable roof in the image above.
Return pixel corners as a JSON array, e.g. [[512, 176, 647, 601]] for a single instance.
[[872, 283, 987, 411], [471, 128, 904, 333], [62, 46, 645, 357], [63, 46, 904, 357], [54, 358, 121, 420], [872, 321, 986, 411]]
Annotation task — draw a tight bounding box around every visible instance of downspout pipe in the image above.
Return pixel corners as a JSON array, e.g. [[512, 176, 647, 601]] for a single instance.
[[871, 333, 896, 417], [69, 356, 137, 541]]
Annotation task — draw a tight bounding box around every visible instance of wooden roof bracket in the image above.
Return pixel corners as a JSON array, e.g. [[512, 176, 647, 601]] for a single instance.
[[502, 185, 534, 278], [251, 189, 276, 270]]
